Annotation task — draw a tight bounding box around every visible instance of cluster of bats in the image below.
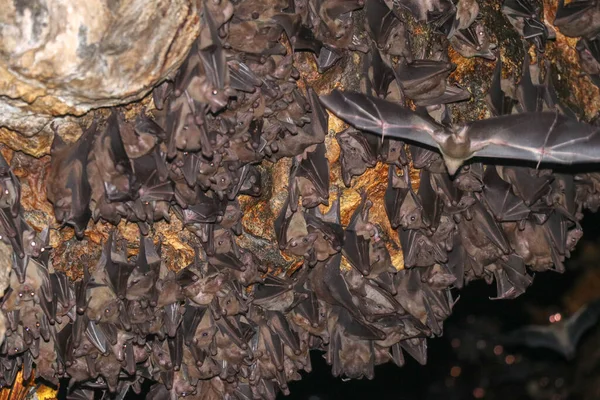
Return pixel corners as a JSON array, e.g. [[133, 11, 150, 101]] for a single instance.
[[1, 0, 600, 399]]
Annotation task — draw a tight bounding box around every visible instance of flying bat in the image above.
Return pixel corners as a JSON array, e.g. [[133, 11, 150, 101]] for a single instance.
[[320, 90, 600, 175], [504, 300, 600, 359]]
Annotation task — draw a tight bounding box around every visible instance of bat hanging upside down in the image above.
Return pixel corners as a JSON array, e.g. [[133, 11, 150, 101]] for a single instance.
[[320, 91, 600, 175]]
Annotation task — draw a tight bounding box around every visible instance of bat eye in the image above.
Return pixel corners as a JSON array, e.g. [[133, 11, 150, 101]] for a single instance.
[[36, 322, 40, 327], [212, 90, 218, 96], [105, 308, 110, 314], [410, 216, 416, 222], [18, 293, 23, 297], [30, 241, 37, 247], [30, 292, 35, 297], [202, 332, 208, 337]]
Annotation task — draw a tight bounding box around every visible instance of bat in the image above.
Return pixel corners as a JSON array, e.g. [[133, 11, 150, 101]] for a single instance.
[[482, 165, 530, 222], [102, 234, 135, 301], [47, 120, 97, 239], [488, 254, 532, 300], [554, 0, 600, 39], [577, 35, 600, 88], [288, 143, 329, 211], [0, 153, 21, 218], [226, 20, 286, 56], [94, 111, 139, 203], [320, 90, 600, 175], [304, 191, 345, 261], [364, 48, 397, 99], [504, 300, 600, 359], [152, 81, 173, 111], [365, 0, 413, 60], [498, 166, 553, 206], [336, 129, 377, 187], [503, 0, 555, 50], [396, 0, 454, 22], [399, 227, 447, 267], [417, 169, 442, 232], [394, 59, 455, 105], [449, 22, 496, 60], [515, 53, 545, 113], [133, 149, 174, 205], [342, 193, 377, 276], [316, 46, 342, 73], [454, 0, 479, 30], [409, 145, 446, 173], [485, 57, 516, 117]]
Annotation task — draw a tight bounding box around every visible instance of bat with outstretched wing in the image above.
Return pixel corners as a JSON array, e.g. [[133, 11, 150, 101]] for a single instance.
[[320, 90, 600, 174], [503, 300, 600, 359]]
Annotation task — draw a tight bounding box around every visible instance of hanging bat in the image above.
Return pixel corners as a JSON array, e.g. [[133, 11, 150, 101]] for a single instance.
[[577, 36, 600, 88], [485, 57, 516, 117], [504, 300, 600, 359], [515, 53, 545, 113], [554, 0, 600, 39], [0, 153, 20, 218], [316, 46, 342, 73], [320, 90, 600, 175], [336, 129, 377, 187], [47, 121, 97, 239], [487, 254, 532, 300], [396, 0, 454, 23], [365, 0, 413, 60], [393, 59, 456, 105], [503, 0, 555, 51], [288, 142, 329, 211], [364, 48, 397, 99], [449, 22, 496, 60], [93, 111, 139, 203], [482, 165, 530, 222]]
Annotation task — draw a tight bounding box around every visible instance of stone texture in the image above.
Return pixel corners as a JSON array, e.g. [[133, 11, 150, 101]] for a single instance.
[[0, 242, 12, 345], [0, 0, 200, 138]]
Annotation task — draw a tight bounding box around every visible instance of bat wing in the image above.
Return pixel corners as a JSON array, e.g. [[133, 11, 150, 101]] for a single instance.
[[297, 142, 330, 204], [554, 0, 598, 37], [504, 325, 565, 354], [320, 91, 444, 147], [228, 60, 261, 92], [516, 53, 544, 113], [417, 169, 442, 231], [502, 0, 537, 18], [316, 46, 342, 73], [482, 166, 530, 222], [199, 9, 227, 91], [85, 320, 109, 354], [365, 0, 398, 47], [400, 337, 427, 365], [267, 310, 301, 353], [253, 274, 293, 303], [468, 112, 600, 165], [566, 300, 600, 347], [485, 58, 515, 117], [369, 49, 396, 98]]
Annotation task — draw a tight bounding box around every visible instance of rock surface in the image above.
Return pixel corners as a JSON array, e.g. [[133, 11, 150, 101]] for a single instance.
[[0, 0, 199, 138], [0, 242, 12, 345]]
